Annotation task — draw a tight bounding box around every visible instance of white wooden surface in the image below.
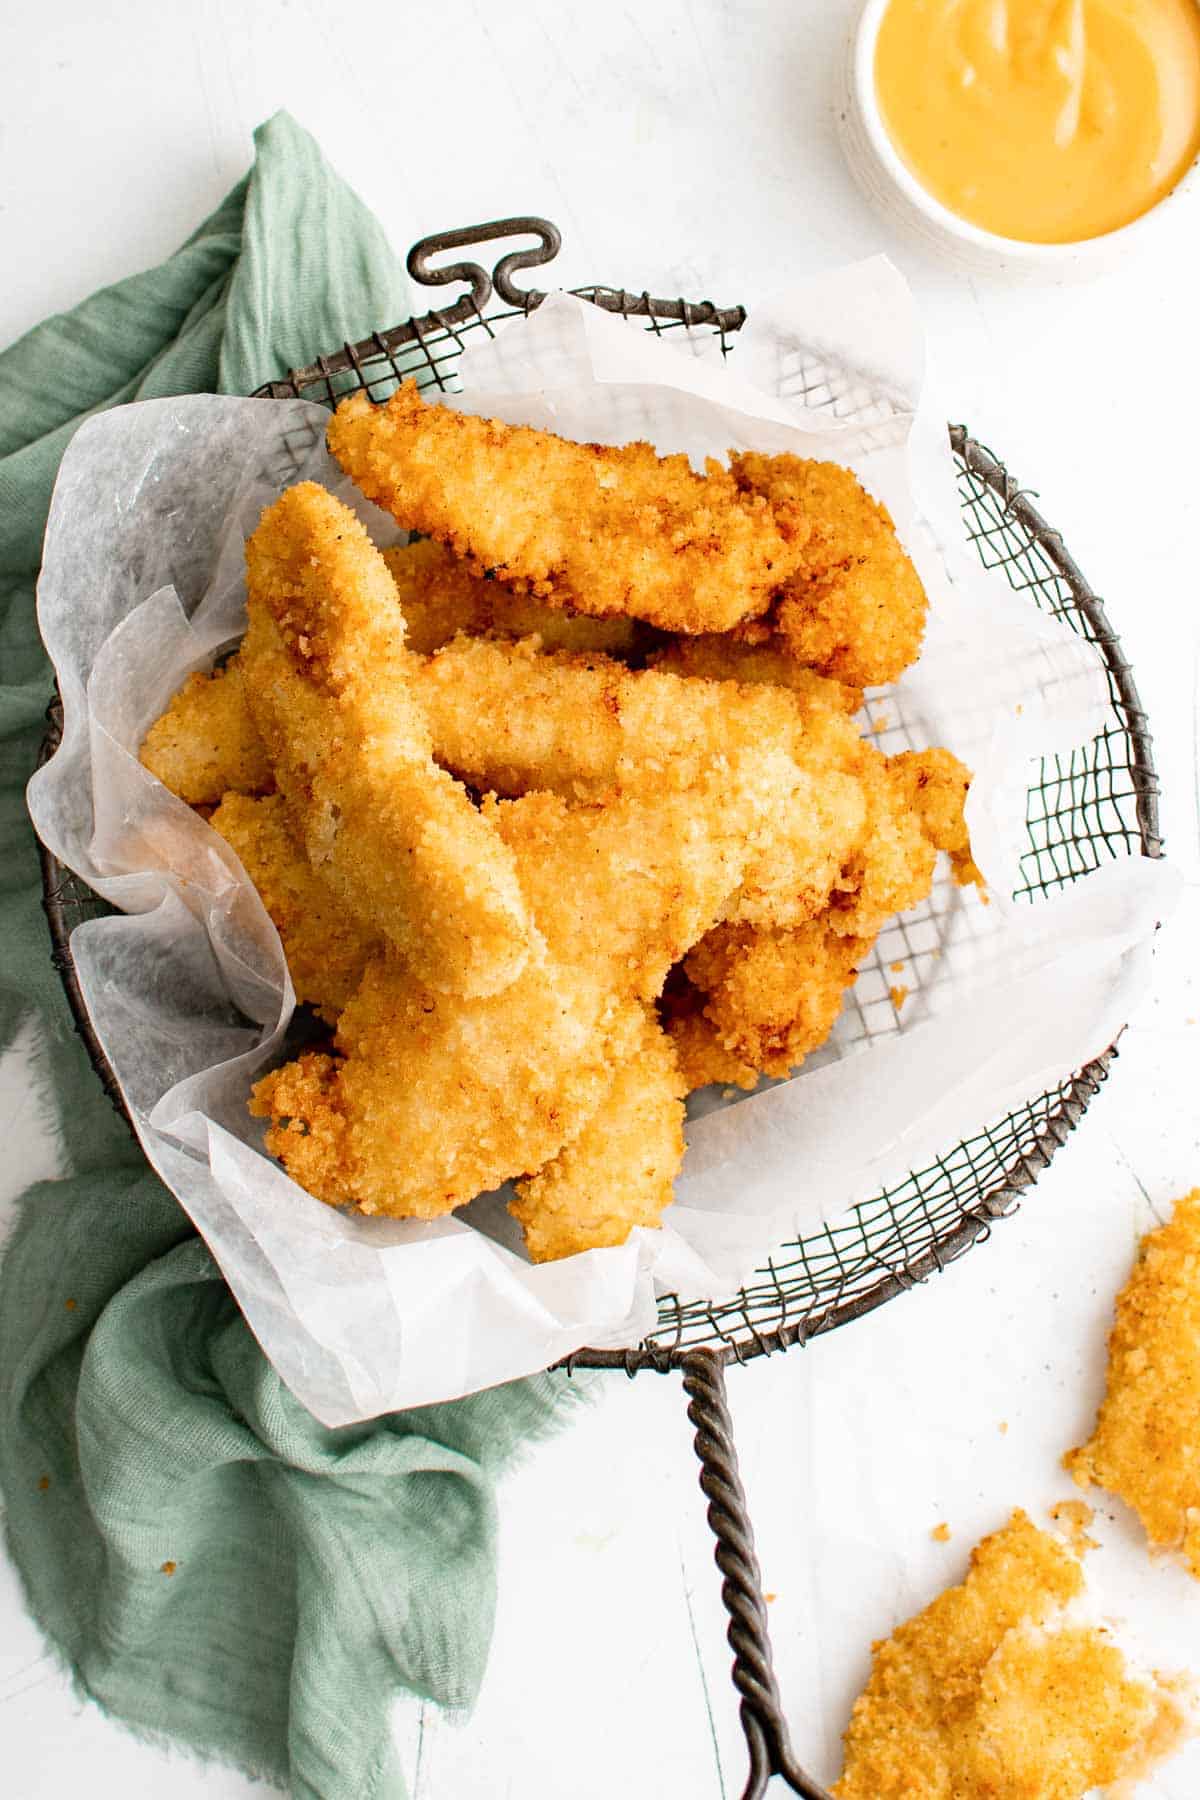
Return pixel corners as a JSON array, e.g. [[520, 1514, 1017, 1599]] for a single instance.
[[3, 1, 1200, 1793]]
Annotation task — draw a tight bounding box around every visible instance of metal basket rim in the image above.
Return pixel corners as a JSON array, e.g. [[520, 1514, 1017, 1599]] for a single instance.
[[34, 307, 1161, 1378]]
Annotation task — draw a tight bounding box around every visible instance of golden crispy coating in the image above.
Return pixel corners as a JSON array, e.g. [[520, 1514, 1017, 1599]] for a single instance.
[[483, 751, 804, 1001], [675, 745, 974, 1085], [381, 538, 641, 656], [890, 744, 984, 889], [140, 660, 270, 804], [209, 793, 378, 1022], [327, 383, 810, 633], [658, 980, 761, 1091], [251, 950, 641, 1219], [415, 635, 808, 794], [139, 660, 273, 805], [648, 632, 863, 716], [828, 746, 972, 941], [730, 452, 928, 687], [252, 745, 798, 1221], [1066, 1190, 1200, 1577], [240, 481, 531, 999], [416, 637, 868, 927], [141, 638, 868, 931], [510, 1012, 686, 1262], [679, 919, 871, 1082], [834, 1508, 1196, 1799]]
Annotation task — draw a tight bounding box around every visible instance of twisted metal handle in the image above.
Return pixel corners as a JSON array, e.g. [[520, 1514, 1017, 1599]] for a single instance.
[[681, 1350, 834, 1800], [406, 216, 562, 314]]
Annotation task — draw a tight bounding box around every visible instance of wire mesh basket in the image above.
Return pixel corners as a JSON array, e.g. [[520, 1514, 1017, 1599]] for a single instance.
[[37, 218, 1161, 1798]]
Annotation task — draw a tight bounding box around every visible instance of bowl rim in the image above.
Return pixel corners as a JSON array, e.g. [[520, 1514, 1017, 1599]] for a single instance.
[[849, 0, 1200, 263]]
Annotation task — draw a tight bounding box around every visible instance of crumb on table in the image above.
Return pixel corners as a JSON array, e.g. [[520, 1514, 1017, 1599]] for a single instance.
[[1050, 1498, 1098, 1555]]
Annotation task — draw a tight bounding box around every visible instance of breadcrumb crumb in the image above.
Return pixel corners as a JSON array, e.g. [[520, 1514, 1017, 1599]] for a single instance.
[[1050, 1500, 1098, 1556]]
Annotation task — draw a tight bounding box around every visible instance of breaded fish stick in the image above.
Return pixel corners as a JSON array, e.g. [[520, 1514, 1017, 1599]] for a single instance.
[[240, 482, 532, 999], [327, 383, 810, 634], [730, 453, 928, 688], [834, 1509, 1196, 1798], [510, 1011, 686, 1263], [209, 792, 379, 1022]]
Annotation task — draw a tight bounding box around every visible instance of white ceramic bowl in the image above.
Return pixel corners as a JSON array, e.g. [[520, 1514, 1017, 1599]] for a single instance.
[[837, 0, 1200, 278]]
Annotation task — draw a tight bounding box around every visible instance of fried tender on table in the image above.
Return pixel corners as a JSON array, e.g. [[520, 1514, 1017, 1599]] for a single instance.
[[252, 745, 799, 1220], [240, 481, 531, 999], [510, 1011, 686, 1262], [381, 538, 641, 657], [140, 659, 274, 805], [834, 1508, 1196, 1800], [729, 452, 928, 688], [327, 382, 810, 633], [1066, 1190, 1200, 1578], [209, 793, 378, 1022]]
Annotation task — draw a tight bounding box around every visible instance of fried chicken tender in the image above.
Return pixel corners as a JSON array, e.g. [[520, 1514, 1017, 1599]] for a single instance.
[[381, 538, 640, 656], [414, 637, 868, 926], [326, 383, 810, 633], [834, 1508, 1197, 1799], [415, 635, 809, 794], [829, 746, 971, 940], [140, 659, 273, 804], [676, 919, 872, 1085], [251, 950, 641, 1219], [1066, 1190, 1200, 1577], [240, 481, 532, 999], [648, 632, 862, 717], [730, 452, 928, 688], [672, 745, 974, 1085], [138, 538, 638, 805], [140, 638, 866, 929], [252, 745, 799, 1219], [510, 1011, 686, 1262], [209, 792, 378, 1022]]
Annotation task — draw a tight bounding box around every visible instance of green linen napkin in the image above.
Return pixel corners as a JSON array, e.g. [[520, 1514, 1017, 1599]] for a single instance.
[[0, 111, 581, 1799]]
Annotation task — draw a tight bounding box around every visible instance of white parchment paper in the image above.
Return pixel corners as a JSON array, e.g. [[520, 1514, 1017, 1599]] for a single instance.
[[27, 262, 1179, 1423]]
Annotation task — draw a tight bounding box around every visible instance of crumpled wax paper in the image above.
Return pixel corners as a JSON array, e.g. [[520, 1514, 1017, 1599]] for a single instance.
[[26, 260, 1180, 1423]]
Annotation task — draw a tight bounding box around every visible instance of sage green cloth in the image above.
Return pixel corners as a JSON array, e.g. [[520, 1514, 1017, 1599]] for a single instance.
[[0, 111, 580, 1799]]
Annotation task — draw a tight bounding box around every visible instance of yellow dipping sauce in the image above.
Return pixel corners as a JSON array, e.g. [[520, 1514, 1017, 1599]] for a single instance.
[[874, 0, 1200, 242]]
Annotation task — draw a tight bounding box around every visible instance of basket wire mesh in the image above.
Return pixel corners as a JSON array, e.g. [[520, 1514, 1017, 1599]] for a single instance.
[[39, 222, 1160, 1378]]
